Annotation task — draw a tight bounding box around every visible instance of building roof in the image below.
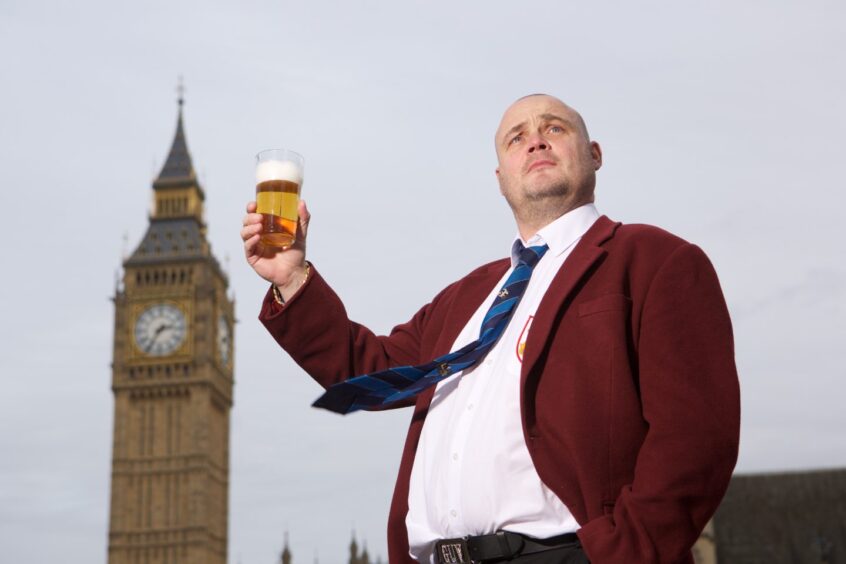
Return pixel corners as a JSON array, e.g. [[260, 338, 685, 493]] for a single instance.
[[125, 217, 207, 265], [714, 467, 846, 564]]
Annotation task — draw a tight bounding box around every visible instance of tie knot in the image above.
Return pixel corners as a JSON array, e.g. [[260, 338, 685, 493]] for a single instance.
[[517, 243, 549, 268]]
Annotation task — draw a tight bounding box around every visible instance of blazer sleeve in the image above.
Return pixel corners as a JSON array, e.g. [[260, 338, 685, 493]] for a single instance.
[[578, 243, 741, 563], [259, 264, 444, 396]]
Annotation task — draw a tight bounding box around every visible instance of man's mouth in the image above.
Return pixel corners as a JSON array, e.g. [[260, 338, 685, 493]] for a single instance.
[[527, 160, 555, 173]]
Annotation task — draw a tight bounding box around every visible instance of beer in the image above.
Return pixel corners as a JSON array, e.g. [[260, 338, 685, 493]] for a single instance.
[[256, 178, 299, 247], [255, 152, 304, 248]]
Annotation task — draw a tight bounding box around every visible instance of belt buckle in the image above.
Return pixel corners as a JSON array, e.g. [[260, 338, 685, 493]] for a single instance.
[[435, 536, 473, 563]]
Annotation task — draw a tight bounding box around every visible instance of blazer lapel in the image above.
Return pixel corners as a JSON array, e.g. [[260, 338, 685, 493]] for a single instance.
[[419, 215, 618, 409], [521, 216, 620, 381]]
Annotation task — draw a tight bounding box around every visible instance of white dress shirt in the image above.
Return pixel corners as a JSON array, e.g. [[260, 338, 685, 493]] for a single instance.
[[406, 204, 601, 563]]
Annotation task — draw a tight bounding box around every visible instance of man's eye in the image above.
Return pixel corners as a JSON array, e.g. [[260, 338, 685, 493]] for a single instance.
[[509, 135, 522, 145], [548, 125, 563, 133]]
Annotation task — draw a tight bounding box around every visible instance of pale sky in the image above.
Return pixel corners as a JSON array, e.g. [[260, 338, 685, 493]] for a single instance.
[[1, 1, 844, 563]]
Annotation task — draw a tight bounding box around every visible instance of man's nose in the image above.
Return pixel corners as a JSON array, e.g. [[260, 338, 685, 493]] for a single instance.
[[526, 133, 549, 153]]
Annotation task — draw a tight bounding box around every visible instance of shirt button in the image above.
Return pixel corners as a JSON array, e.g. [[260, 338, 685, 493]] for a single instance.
[[485, 358, 493, 366], [450, 509, 457, 517], [452, 452, 458, 461], [467, 403, 474, 411]]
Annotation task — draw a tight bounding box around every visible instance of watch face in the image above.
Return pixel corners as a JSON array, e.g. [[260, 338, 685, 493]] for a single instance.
[[217, 315, 231, 365], [134, 303, 187, 356]]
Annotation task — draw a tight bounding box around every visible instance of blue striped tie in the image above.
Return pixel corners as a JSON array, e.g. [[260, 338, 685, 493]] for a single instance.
[[313, 243, 549, 414]]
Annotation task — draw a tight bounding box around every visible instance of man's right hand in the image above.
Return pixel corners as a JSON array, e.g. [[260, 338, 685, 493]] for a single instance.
[[241, 200, 311, 302]]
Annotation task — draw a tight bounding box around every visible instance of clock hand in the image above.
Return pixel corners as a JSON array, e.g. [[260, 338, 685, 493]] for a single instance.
[[151, 323, 173, 344]]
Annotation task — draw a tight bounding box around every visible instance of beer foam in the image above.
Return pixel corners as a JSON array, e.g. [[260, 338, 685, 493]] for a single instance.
[[256, 160, 303, 184]]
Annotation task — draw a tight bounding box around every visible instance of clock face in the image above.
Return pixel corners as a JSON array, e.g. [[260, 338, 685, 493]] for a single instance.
[[217, 315, 231, 365], [134, 303, 187, 356]]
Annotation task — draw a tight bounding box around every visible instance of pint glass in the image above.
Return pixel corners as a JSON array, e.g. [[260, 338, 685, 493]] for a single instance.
[[255, 148, 304, 248]]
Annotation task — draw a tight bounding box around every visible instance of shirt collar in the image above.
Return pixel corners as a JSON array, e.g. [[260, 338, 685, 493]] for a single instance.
[[510, 203, 601, 266]]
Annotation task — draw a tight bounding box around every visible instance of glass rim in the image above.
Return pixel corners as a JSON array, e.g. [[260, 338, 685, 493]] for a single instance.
[[256, 148, 304, 163]]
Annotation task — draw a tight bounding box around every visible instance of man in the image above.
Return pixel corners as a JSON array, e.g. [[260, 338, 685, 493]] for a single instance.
[[241, 94, 740, 564]]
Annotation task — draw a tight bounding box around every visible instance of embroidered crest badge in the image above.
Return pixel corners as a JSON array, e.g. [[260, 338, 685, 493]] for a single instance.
[[516, 315, 534, 363]]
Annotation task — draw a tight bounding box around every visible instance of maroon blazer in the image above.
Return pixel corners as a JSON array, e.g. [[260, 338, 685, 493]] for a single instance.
[[261, 216, 740, 564]]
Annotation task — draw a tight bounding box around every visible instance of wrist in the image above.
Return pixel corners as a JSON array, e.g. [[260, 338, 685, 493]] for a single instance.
[[272, 262, 311, 304]]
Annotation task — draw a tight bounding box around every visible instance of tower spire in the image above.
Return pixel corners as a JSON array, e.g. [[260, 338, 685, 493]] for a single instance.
[[177, 74, 185, 109], [155, 77, 195, 183], [280, 530, 292, 564], [349, 530, 360, 564]]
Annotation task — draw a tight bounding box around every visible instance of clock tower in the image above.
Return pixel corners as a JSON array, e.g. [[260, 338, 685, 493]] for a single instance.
[[108, 95, 234, 564]]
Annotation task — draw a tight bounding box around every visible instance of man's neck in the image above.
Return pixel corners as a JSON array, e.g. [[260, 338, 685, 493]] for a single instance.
[[514, 198, 593, 241]]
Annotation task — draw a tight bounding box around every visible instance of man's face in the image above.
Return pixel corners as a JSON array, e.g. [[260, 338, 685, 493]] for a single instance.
[[495, 95, 602, 214]]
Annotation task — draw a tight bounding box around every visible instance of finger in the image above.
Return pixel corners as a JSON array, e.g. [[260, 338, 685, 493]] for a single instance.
[[246, 201, 257, 213], [240, 223, 262, 241], [244, 233, 261, 257], [242, 212, 263, 227], [298, 200, 311, 238]]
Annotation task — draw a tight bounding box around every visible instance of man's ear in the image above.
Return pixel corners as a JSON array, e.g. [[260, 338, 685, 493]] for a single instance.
[[590, 141, 603, 170]]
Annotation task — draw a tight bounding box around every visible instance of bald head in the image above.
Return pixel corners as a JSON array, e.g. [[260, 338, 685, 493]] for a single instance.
[[495, 94, 591, 158]]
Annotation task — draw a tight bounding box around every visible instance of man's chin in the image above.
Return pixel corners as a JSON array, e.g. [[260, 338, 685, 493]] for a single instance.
[[523, 182, 569, 201]]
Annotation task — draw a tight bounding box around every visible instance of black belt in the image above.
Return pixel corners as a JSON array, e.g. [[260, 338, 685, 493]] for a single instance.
[[434, 530, 580, 563]]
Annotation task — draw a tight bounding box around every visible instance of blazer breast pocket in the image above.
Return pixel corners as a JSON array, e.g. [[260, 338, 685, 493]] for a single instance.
[[577, 293, 632, 317]]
